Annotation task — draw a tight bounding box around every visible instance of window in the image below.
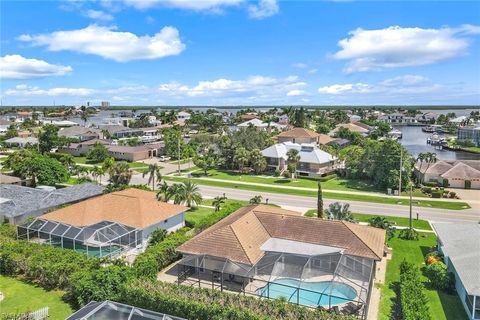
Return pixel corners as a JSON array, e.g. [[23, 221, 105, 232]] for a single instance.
[[164, 219, 168, 223]]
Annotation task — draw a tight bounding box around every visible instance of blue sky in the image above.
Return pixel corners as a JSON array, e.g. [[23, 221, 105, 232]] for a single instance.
[[1, 0, 479, 106]]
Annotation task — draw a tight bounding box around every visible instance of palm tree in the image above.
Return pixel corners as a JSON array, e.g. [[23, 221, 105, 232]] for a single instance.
[[212, 196, 225, 212], [250, 195, 263, 204], [156, 181, 171, 202], [170, 184, 184, 205], [89, 166, 103, 184], [286, 148, 301, 179], [142, 163, 162, 190], [179, 180, 203, 207], [250, 148, 267, 174], [80, 112, 89, 126], [234, 147, 250, 173], [108, 161, 133, 186], [325, 202, 354, 222]]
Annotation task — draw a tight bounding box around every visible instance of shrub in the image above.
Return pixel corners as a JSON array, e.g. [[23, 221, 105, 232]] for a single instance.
[[421, 186, 432, 194], [119, 279, 355, 320], [399, 260, 431, 320], [424, 261, 454, 292], [0, 236, 100, 289], [148, 229, 168, 247], [67, 264, 134, 308], [449, 191, 456, 198], [399, 228, 419, 241], [431, 191, 442, 198], [0, 223, 17, 239], [132, 228, 192, 279], [194, 202, 244, 231], [274, 169, 280, 177], [282, 169, 291, 178], [424, 182, 438, 187], [425, 251, 441, 265]]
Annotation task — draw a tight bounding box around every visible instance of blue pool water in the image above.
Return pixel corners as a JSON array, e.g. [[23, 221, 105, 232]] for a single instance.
[[257, 278, 357, 307]]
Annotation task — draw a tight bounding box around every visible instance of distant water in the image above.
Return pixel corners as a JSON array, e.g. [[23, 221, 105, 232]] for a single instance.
[[396, 125, 480, 160]]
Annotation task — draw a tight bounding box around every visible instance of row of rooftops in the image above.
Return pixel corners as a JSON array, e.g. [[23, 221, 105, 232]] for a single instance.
[[415, 160, 480, 180]]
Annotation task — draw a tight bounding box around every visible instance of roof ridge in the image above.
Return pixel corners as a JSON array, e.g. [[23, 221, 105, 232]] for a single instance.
[[228, 224, 254, 264], [342, 221, 382, 260]]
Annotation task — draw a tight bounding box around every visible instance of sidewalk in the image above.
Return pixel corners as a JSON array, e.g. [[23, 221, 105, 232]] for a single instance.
[[166, 174, 477, 204]]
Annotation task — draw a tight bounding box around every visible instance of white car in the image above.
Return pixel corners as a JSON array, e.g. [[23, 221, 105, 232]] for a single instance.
[[158, 156, 171, 161]]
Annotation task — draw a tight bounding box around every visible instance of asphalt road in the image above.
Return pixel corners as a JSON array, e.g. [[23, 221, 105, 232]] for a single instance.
[[195, 184, 480, 224]]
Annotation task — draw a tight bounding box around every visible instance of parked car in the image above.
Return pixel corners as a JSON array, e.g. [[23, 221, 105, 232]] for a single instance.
[[158, 156, 171, 161]]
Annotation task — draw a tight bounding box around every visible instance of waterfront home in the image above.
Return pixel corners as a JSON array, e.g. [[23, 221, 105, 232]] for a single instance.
[[261, 142, 337, 176], [330, 122, 370, 136], [277, 128, 321, 144], [432, 223, 480, 320], [58, 126, 102, 141], [379, 113, 417, 125], [415, 112, 436, 124], [18, 188, 187, 258], [457, 125, 480, 147], [450, 116, 469, 126], [414, 160, 480, 189], [176, 205, 385, 315], [0, 183, 103, 224], [238, 118, 286, 131], [176, 111, 191, 122], [58, 139, 111, 156], [98, 124, 143, 139]]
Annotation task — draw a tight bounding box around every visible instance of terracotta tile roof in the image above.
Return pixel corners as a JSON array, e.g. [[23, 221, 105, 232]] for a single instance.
[[278, 128, 320, 139], [441, 162, 480, 179], [318, 134, 335, 145], [240, 114, 257, 120], [41, 188, 187, 229], [177, 205, 385, 264], [334, 123, 369, 134]]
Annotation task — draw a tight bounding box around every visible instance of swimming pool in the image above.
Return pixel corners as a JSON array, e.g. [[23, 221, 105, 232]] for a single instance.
[[256, 278, 357, 307]]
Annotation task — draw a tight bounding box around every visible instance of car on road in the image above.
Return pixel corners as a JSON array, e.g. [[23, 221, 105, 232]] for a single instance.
[[158, 156, 171, 161]]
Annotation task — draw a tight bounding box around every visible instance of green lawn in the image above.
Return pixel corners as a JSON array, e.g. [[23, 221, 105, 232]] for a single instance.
[[164, 176, 470, 210], [185, 199, 248, 227], [463, 146, 480, 153], [169, 158, 192, 165], [72, 156, 98, 164], [72, 156, 150, 171], [378, 232, 468, 320], [303, 211, 432, 230], [0, 276, 73, 319]]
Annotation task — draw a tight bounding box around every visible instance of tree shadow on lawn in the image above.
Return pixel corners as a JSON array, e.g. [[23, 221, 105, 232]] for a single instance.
[[274, 179, 292, 184], [388, 281, 402, 320], [335, 179, 379, 192]]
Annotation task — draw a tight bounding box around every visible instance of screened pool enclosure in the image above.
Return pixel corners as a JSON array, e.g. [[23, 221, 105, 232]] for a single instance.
[[17, 218, 141, 257], [177, 252, 374, 318]]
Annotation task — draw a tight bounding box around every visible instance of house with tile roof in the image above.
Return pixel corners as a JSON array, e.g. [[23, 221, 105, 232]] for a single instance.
[[175, 205, 385, 314], [329, 122, 371, 136], [414, 160, 480, 189], [277, 127, 334, 145], [17, 188, 187, 257]]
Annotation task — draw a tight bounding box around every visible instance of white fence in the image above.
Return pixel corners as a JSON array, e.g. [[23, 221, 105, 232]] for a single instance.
[[20, 307, 49, 320]]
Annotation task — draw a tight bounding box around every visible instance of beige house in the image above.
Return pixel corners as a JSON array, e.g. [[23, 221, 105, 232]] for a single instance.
[[107, 143, 163, 162], [277, 128, 334, 146], [415, 160, 480, 189]]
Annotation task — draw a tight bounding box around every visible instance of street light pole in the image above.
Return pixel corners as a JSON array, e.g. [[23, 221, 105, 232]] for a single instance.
[[398, 148, 403, 195], [177, 138, 181, 176], [409, 183, 413, 230]]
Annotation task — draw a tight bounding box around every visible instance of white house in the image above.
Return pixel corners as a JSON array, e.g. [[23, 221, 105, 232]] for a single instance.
[[238, 118, 286, 130], [379, 113, 417, 125], [261, 142, 337, 176], [177, 111, 191, 122], [4, 137, 38, 148]]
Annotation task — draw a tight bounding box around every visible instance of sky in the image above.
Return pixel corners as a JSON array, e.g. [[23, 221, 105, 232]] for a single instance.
[[1, 0, 480, 106]]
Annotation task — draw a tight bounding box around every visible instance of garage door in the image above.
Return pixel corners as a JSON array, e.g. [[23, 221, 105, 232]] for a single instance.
[[448, 179, 464, 189]]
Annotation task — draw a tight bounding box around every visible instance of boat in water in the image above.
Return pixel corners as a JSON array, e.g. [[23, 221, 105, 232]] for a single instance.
[[387, 129, 403, 139], [422, 124, 444, 133]]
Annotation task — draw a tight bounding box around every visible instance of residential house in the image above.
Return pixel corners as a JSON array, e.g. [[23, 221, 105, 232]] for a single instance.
[[450, 116, 469, 126], [277, 128, 320, 144], [0, 119, 11, 135], [379, 113, 417, 125], [0, 183, 103, 224], [238, 118, 286, 131], [176, 111, 191, 122], [415, 112, 436, 124], [58, 139, 111, 157], [67, 301, 185, 320], [349, 115, 362, 123], [4, 137, 38, 148], [432, 223, 480, 320], [18, 188, 187, 257], [330, 122, 370, 137], [58, 126, 102, 141], [107, 143, 164, 162], [239, 113, 257, 120], [278, 114, 289, 124], [176, 205, 385, 312], [41, 119, 79, 127], [98, 125, 143, 139], [414, 160, 480, 189], [457, 125, 480, 147], [261, 142, 337, 176]]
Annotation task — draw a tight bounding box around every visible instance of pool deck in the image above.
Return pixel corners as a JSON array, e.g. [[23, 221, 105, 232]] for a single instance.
[[366, 251, 390, 319]]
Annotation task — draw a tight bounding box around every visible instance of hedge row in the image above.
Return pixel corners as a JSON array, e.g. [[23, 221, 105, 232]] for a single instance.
[[132, 228, 193, 279], [192, 202, 244, 231], [399, 260, 431, 320], [0, 236, 100, 289], [119, 279, 356, 320]]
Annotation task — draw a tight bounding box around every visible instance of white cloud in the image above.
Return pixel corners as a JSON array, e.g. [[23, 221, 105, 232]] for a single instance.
[[333, 25, 480, 72], [318, 83, 371, 94], [5, 84, 94, 96], [248, 0, 279, 19], [123, 0, 243, 11], [318, 75, 442, 95], [308, 68, 318, 74], [0, 55, 72, 80], [292, 62, 307, 69], [18, 24, 185, 62], [83, 9, 114, 21], [158, 75, 305, 97], [287, 89, 307, 96]]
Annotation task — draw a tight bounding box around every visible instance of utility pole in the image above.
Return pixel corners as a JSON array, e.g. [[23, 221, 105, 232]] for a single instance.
[[398, 148, 403, 195], [409, 183, 413, 230], [177, 138, 181, 176]]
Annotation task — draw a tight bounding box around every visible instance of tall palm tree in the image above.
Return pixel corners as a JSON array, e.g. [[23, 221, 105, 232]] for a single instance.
[[179, 180, 203, 207], [286, 148, 301, 179], [170, 184, 184, 205], [89, 166, 103, 184], [317, 182, 324, 219], [250, 148, 267, 174], [234, 147, 250, 173], [142, 163, 162, 190]]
